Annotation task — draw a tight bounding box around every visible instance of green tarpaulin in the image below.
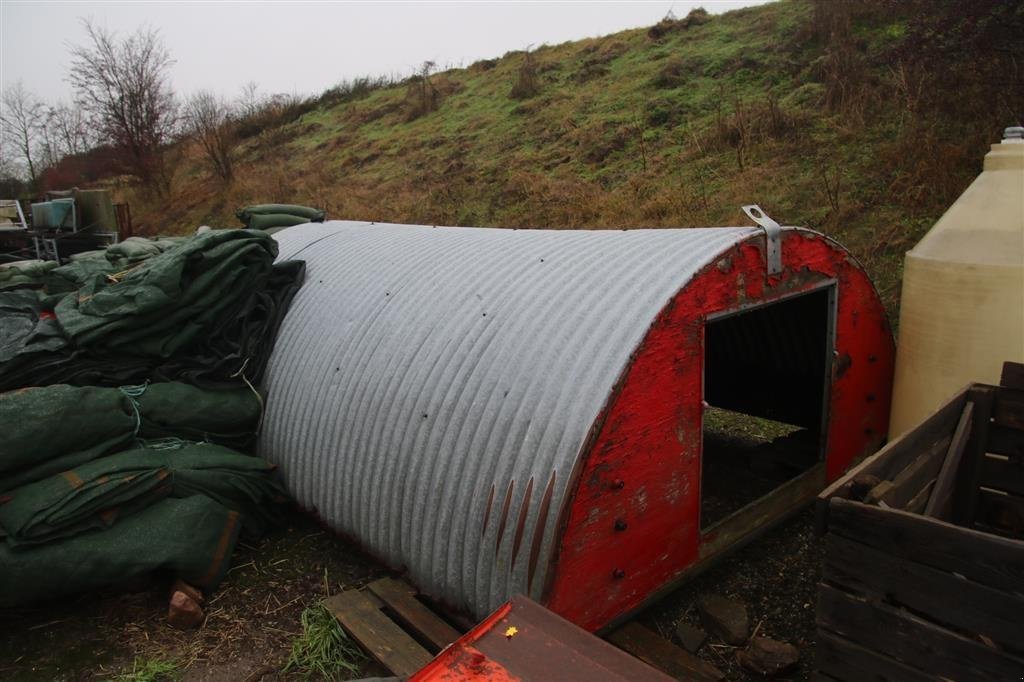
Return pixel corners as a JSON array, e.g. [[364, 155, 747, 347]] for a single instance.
[[0, 495, 242, 607], [0, 230, 304, 391], [0, 443, 285, 547], [0, 382, 261, 492]]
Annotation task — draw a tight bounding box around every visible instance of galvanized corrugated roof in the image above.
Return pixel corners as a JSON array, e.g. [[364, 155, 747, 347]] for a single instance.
[[260, 221, 758, 617]]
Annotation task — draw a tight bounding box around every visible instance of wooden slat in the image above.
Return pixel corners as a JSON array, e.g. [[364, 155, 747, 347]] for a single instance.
[[903, 479, 934, 514], [703, 463, 825, 558], [816, 584, 1024, 682], [815, 630, 934, 682], [824, 533, 1024, 647], [954, 386, 996, 525], [988, 424, 1024, 458], [975, 488, 1024, 539], [827, 498, 1024, 592], [607, 621, 724, 682], [1001, 361, 1024, 391], [365, 578, 461, 652], [815, 387, 968, 533], [925, 402, 974, 519], [979, 453, 1024, 497], [325, 589, 432, 676], [874, 432, 950, 509], [993, 387, 1024, 431]]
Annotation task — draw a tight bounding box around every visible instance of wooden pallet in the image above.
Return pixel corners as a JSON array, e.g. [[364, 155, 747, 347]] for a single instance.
[[329, 577, 725, 680], [325, 577, 463, 677]]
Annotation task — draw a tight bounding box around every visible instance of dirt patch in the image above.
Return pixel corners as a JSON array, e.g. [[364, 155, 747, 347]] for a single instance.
[[640, 507, 823, 681], [0, 507, 390, 681]]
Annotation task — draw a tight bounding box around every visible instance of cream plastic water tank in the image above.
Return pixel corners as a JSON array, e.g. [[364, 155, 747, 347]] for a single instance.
[[890, 126, 1024, 435]]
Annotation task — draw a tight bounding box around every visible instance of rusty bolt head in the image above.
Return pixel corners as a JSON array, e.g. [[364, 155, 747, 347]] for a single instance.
[[612, 568, 625, 579], [612, 479, 625, 490]]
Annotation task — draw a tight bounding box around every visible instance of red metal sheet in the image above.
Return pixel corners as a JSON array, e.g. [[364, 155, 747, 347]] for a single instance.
[[544, 231, 894, 631]]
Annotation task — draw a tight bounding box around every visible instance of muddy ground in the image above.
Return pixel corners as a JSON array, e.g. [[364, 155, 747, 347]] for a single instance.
[[0, 508, 391, 681], [642, 507, 822, 681], [2, 503, 822, 681]]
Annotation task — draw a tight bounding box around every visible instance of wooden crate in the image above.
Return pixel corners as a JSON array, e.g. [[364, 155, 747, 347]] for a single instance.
[[815, 362, 1024, 681]]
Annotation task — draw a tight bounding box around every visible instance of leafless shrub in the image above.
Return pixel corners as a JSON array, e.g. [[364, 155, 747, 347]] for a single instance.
[[68, 20, 177, 194], [509, 49, 540, 100], [184, 90, 235, 182], [470, 58, 498, 72], [404, 61, 440, 121], [648, 7, 711, 40]]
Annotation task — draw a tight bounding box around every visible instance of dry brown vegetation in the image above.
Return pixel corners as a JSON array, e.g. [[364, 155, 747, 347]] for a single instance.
[[86, 0, 1023, 318]]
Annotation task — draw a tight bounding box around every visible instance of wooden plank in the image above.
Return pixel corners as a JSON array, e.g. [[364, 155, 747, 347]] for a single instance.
[[827, 498, 1024, 593], [365, 577, 461, 652], [823, 534, 1024, 648], [903, 479, 934, 514], [976, 488, 1024, 539], [988, 424, 1024, 458], [954, 386, 996, 525], [815, 630, 934, 682], [324, 589, 432, 676], [703, 463, 825, 559], [979, 453, 1024, 497], [993, 387, 1024, 431], [815, 387, 968, 533], [925, 402, 974, 519], [607, 621, 724, 682], [874, 432, 950, 509], [816, 584, 1024, 682], [1001, 361, 1024, 391]]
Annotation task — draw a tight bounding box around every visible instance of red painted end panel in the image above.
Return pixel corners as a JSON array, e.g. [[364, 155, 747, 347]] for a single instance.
[[544, 231, 894, 632]]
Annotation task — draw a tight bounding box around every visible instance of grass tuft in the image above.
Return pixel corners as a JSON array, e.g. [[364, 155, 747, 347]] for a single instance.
[[113, 657, 179, 682], [284, 602, 365, 680]]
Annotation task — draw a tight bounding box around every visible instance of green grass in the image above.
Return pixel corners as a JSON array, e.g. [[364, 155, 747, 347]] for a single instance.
[[121, 0, 1011, 326], [111, 657, 179, 682], [284, 603, 365, 680]]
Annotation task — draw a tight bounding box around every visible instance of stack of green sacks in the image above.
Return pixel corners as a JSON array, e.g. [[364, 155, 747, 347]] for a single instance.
[[0, 229, 304, 391], [0, 260, 58, 291], [235, 204, 326, 232], [0, 382, 286, 607]]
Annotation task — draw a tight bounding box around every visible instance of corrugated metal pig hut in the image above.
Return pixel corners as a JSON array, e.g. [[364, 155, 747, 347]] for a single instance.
[[260, 215, 894, 632]]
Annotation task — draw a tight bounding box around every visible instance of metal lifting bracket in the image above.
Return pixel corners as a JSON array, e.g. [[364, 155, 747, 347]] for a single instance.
[[741, 204, 782, 275]]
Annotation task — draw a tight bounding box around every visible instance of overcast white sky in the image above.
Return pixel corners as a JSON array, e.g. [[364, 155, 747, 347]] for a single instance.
[[1, 1, 769, 104]]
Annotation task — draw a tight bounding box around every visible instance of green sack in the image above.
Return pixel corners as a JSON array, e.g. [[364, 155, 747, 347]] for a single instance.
[[54, 229, 278, 358], [0, 260, 58, 291], [0, 382, 261, 492], [235, 204, 325, 224], [246, 213, 310, 231], [0, 495, 242, 607], [0, 443, 285, 547]]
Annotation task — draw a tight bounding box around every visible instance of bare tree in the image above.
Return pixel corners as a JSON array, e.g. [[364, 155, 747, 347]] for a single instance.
[[0, 81, 46, 185], [68, 20, 177, 193], [183, 90, 234, 182], [47, 102, 94, 158]]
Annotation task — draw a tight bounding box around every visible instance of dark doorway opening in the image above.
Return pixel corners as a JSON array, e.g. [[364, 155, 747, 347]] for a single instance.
[[700, 286, 833, 530]]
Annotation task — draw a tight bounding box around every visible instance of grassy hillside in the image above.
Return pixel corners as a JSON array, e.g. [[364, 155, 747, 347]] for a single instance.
[[117, 0, 1022, 316]]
